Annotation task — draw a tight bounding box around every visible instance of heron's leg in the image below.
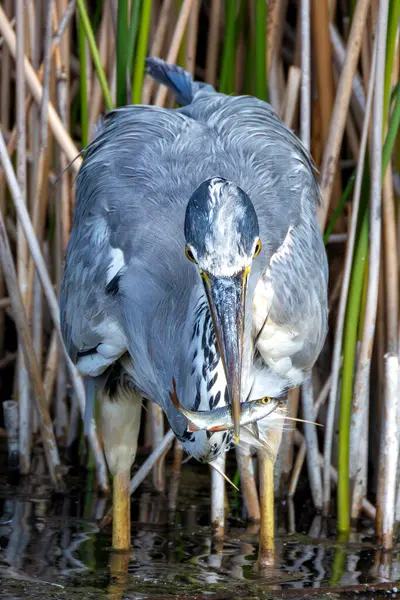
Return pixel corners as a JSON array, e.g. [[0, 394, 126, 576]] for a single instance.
[[210, 453, 226, 538], [112, 470, 131, 550], [258, 452, 275, 567], [257, 419, 285, 569], [236, 446, 260, 521], [168, 440, 183, 516], [151, 403, 165, 492], [99, 387, 142, 550]]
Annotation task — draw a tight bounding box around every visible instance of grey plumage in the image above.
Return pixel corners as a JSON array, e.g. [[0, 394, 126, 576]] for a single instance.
[[60, 58, 328, 462]]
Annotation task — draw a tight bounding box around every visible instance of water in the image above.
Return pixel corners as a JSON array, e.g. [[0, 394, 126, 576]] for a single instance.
[[1, 452, 400, 599]]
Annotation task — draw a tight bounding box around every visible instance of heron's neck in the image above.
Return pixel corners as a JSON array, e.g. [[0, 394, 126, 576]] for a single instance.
[[187, 299, 228, 412]]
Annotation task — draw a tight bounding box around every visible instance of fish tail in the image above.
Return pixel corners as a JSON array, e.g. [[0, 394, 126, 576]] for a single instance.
[[208, 424, 228, 432], [188, 422, 200, 432], [169, 379, 202, 432], [169, 377, 182, 409]]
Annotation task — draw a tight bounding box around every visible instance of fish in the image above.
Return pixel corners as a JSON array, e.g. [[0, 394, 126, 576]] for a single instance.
[[169, 378, 280, 433]]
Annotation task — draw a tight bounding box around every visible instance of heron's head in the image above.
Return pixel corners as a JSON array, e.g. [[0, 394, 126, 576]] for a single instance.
[[184, 177, 262, 441]]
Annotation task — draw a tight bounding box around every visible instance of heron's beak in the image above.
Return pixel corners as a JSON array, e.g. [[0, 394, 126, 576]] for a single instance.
[[201, 268, 250, 442]]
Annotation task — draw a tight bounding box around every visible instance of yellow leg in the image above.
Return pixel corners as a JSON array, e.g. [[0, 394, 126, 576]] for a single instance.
[[112, 470, 131, 550], [211, 453, 226, 538], [99, 387, 142, 551], [258, 452, 275, 568]]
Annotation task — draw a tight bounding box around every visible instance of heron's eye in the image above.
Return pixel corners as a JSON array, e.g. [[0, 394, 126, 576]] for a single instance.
[[185, 246, 197, 263], [253, 239, 262, 258]]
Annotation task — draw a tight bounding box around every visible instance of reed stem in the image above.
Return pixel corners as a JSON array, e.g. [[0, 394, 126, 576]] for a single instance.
[[16, 0, 31, 476], [300, 0, 311, 150], [76, 0, 113, 110], [205, 0, 222, 86], [116, 0, 129, 107], [0, 137, 63, 489], [132, 0, 153, 104], [0, 132, 109, 493], [301, 375, 322, 509], [349, 0, 389, 524], [77, 14, 88, 147], [0, 6, 82, 171], [154, 0, 195, 107], [127, 0, 141, 77], [219, 0, 237, 94], [383, 0, 400, 121], [323, 40, 377, 518], [254, 0, 268, 101], [376, 353, 399, 548], [318, 0, 371, 230], [338, 205, 368, 532]]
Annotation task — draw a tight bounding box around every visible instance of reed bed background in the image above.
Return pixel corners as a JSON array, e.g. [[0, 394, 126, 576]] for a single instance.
[[0, 0, 399, 548]]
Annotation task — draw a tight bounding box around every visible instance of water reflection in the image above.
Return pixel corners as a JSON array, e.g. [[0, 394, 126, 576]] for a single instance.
[[0, 468, 399, 599]]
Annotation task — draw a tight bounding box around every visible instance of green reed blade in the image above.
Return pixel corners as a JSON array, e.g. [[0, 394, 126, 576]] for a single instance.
[[127, 0, 142, 77], [338, 199, 369, 534], [323, 176, 355, 244], [176, 0, 186, 67], [337, 51, 400, 534], [383, 0, 400, 121], [77, 14, 88, 148], [76, 0, 114, 111], [324, 82, 400, 242], [383, 87, 400, 173], [132, 0, 153, 104], [219, 0, 237, 94], [348, 0, 356, 21], [117, 0, 129, 107]]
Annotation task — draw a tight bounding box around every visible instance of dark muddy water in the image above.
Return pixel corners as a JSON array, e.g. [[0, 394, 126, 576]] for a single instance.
[[1, 450, 400, 599]]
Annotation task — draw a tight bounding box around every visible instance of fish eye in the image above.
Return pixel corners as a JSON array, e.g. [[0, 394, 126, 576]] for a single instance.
[[253, 239, 262, 258], [185, 246, 197, 263]]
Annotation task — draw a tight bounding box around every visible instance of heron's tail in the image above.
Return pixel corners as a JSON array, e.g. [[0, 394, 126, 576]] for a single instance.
[[145, 57, 214, 106]]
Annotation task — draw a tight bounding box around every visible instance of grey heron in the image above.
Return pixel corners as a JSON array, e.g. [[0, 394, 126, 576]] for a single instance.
[[60, 58, 328, 560]]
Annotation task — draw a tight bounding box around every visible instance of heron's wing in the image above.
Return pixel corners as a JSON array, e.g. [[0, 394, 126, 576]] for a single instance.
[[60, 106, 194, 377], [252, 217, 328, 391], [60, 224, 128, 377]]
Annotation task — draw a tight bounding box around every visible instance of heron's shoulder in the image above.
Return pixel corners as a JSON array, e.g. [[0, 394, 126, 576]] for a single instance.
[[182, 93, 321, 205], [77, 104, 209, 192], [86, 104, 196, 155], [73, 105, 204, 223]]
